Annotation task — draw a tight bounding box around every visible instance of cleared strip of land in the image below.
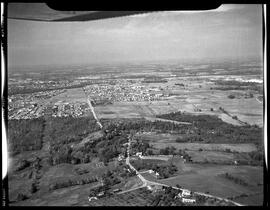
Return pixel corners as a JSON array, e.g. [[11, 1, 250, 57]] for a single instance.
[[151, 142, 258, 153]]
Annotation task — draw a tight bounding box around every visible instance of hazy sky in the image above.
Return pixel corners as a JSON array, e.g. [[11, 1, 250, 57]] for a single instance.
[[8, 4, 263, 67]]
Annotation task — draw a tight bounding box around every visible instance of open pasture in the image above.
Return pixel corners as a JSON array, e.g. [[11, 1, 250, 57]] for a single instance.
[[187, 150, 235, 164], [95, 100, 179, 119], [49, 88, 87, 104]]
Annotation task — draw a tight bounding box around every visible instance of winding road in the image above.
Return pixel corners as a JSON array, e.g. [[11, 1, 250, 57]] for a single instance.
[[120, 133, 244, 206]]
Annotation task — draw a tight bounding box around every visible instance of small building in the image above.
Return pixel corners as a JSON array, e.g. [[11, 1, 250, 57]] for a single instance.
[[181, 189, 191, 197], [136, 152, 142, 157], [118, 154, 124, 161], [97, 191, 105, 197], [182, 198, 196, 203], [147, 185, 153, 191]]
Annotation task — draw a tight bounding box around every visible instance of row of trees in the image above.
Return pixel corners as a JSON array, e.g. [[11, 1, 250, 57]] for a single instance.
[[211, 79, 263, 92], [49, 177, 97, 191], [159, 146, 177, 155], [156, 111, 263, 145], [158, 146, 192, 162], [223, 173, 249, 187], [131, 138, 151, 155], [102, 118, 188, 135], [131, 159, 178, 179]]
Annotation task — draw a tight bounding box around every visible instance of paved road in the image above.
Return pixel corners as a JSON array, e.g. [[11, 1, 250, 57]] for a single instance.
[[144, 117, 192, 125], [117, 184, 146, 195], [82, 87, 103, 129], [125, 134, 147, 185], [86, 98, 103, 129]]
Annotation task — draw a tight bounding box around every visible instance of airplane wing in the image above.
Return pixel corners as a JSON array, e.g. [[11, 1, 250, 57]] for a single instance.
[[7, 3, 152, 22]]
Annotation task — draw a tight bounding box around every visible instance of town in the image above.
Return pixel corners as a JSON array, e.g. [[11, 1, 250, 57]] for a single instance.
[[8, 77, 171, 119]]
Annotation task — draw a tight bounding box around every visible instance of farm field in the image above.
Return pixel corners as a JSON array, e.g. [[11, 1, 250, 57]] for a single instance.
[[49, 88, 87, 104], [135, 132, 258, 152], [187, 150, 235, 164]]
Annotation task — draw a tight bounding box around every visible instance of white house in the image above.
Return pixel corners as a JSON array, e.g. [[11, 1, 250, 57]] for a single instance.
[[147, 185, 153, 191], [136, 152, 142, 157], [182, 198, 196, 203], [97, 191, 105, 197], [118, 154, 124, 161], [182, 189, 191, 197]]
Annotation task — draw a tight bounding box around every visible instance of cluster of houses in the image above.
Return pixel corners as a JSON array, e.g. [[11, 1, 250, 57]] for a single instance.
[[8, 89, 65, 119], [148, 169, 160, 178], [146, 185, 196, 204], [88, 188, 122, 202], [88, 180, 123, 202], [176, 189, 196, 204], [84, 80, 164, 103], [50, 100, 90, 118], [146, 185, 163, 192]]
